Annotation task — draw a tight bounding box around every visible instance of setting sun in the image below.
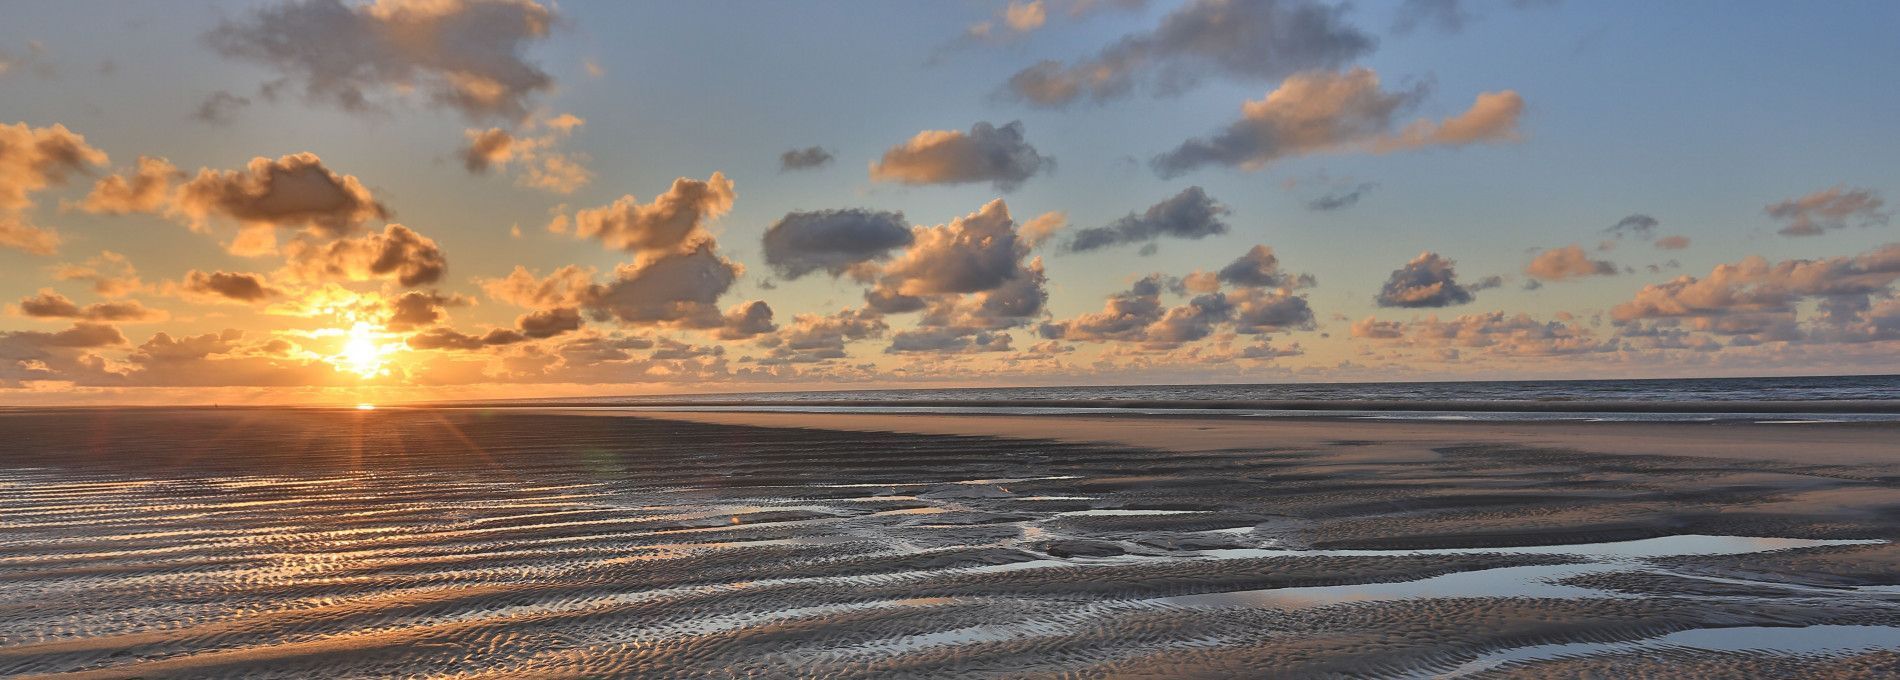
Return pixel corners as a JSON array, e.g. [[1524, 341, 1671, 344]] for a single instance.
[[330, 321, 397, 379]]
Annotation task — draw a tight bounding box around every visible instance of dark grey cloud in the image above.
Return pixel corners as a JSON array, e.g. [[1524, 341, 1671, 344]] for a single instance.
[[1217, 245, 1315, 289], [1229, 287, 1315, 334], [869, 121, 1050, 191], [1391, 0, 1558, 36], [761, 209, 914, 279], [779, 146, 834, 172], [716, 300, 776, 340], [179, 270, 279, 303], [15, 290, 163, 322], [1003, 0, 1375, 107], [176, 153, 390, 245], [406, 326, 526, 350], [1605, 213, 1659, 239], [1376, 251, 1477, 308], [516, 306, 583, 338], [1067, 186, 1229, 252], [0, 322, 126, 386], [193, 91, 252, 125], [1305, 182, 1376, 210], [206, 0, 557, 122], [1765, 186, 1889, 237], [886, 328, 1013, 354], [585, 242, 741, 328]]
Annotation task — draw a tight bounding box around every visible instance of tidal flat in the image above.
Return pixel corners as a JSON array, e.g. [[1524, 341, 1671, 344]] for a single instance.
[[1, 408, 1897, 678]]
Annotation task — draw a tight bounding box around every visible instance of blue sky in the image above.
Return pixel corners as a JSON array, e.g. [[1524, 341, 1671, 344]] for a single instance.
[[0, 0, 1896, 403]]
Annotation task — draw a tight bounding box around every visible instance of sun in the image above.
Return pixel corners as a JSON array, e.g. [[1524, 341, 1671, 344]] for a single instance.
[[327, 321, 398, 379]]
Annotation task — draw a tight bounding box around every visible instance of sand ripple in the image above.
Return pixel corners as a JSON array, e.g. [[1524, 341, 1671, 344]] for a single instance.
[[1, 409, 1897, 678]]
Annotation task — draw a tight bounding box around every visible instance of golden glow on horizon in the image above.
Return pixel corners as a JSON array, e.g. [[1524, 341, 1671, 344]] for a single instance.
[[355, 403, 376, 410]]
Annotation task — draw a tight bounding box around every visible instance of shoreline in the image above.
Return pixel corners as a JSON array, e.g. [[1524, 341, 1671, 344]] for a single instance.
[[558, 408, 1900, 465]]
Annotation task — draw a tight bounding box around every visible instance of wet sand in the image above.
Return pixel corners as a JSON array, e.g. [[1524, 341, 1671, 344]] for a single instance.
[[1, 407, 1897, 678]]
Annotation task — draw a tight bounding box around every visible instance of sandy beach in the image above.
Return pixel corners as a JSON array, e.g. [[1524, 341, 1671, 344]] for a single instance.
[[1, 407, 1897, 678]]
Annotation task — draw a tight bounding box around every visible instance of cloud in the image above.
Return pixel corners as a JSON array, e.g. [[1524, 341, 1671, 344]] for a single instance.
[[564, 173, 734, 257], [888, 327, 1014, 354], [874, 199, 1031, 298], [14, 289, 165, 322], [1229, 286, 1316, 334], [459, 128, 516, 173], [176, 153, 390, 253], [1217, 245, 1315, 288], [1041, 264, 1313, 349], [1152, 68, 1523, 178], [1391, 0, 1556, 36], [1655, 235, 1691, 250], [193, 91, 252, 125], [0, 322, 127, 386], [380, 290, 458, 331], [81, 156, 181, 215], [1066, 186, 1230, 252], [716, 300, 776, 340], [846, 200, 1051, 354], [0, 121, 109, 254], [458, 114, 591, 193], [869, 121, 1050, 191], [1019, 211, 1068, 248], [1040, 275, 1234, 348], [1764, 186, 1889, 237], [516, 305, 583, 338], [281, 223, 447, 287], [1376, 251, 1478, 308], [1525, 244, 1619, 281], [206, 0, 557, 122], [177, 270, 281, 303], [761, 209, 914, 280], [585, 242, 743, 328], [1002, 0, 1375, 107], [754, 307, 887, 364], [481, 264, 596, 309], [1604, 213, 1659, 240], [1610, 243, 1900, 344], [53, 251, 143, 297], [406, 326, 525, 350], [1005, 0, 1050, 31], [1353, 311, 1617, 357], [779, 146, 834, 172], [0, 217, 63, 257], [1305, 182, 1376, 210]]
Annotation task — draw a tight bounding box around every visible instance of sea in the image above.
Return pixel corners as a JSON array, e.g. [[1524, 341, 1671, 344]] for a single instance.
[[465, 374, 1900, 423]]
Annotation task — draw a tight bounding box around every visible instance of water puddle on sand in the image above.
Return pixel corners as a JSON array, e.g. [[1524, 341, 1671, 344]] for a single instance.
[[1195, 534, 1881, 560], [1056, 509, 1209, 517], [1161, 535, 1886, 610], [1436, 625, 1900, 678]]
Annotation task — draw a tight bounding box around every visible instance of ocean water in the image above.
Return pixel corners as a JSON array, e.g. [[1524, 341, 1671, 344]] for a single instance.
[[468, 374, 1900, 422]]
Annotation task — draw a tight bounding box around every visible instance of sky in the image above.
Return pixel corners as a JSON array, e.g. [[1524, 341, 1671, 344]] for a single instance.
[[1, 0, 1897, 405]]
